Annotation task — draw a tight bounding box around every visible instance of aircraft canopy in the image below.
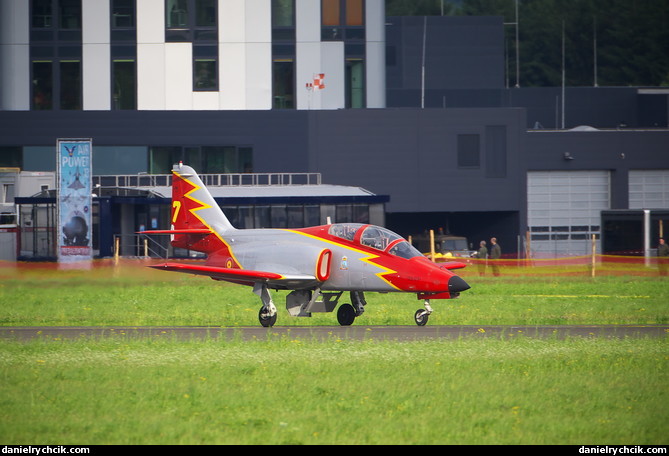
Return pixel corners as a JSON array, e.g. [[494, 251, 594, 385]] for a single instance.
[[328, 223, 423, 260]]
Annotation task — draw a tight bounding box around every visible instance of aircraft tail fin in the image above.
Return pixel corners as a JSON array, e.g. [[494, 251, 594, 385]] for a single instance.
[[168, 163, 235, 251]]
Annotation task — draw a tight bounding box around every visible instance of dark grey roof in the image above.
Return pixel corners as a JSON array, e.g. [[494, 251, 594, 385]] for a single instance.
[[141, 184, 378, 199]]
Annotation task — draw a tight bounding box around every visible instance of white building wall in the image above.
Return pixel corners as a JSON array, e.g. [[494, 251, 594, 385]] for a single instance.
[[219, 0, 246, 109], [245, 42, 272, 109], [219, 43, 247, 109], [296, 42, 323, 110], [243, 0, 272, 110], [82, 0, 111, 110], [320, 42, 345, 109], [137, 0, 166, 110], [165, 43, 194, 110], [296, 0, 323, 110], [365, 0, 385, 108], [296, 0, 320, 41], [0, 0, 30, 110]]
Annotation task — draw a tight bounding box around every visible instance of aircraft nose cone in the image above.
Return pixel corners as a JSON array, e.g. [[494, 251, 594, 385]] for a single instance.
[[448, 275, 470, 293]]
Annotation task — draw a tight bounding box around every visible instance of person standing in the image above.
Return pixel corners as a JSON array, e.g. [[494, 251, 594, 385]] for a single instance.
[[475, 240, 487, 276], [658, 238, 669, 276], [490, 237, 501, 276]]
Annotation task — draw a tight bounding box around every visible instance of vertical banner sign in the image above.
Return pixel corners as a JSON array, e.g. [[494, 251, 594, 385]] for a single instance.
[[57, 139, 93, 262]]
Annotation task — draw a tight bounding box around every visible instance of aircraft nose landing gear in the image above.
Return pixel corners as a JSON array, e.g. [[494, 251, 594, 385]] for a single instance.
[[414, 300, 433, 326]]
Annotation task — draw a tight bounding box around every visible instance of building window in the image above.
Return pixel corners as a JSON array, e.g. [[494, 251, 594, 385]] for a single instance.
[[1, 184, 16, 205], [149, 147, 180, 174], [112, 60, 136, 109], [149, 146, 253, 174], [31, 58, 82, 110], [32, 0, 53, 28], [195, 0, 216, 28], [111, 0, 136, 41], [273, 60, 295, 109], [345, 59, 364, 108], [59, 0, 82, 29], [31, 0, 81, 35], [272, 0, 295, 40], [457, 134, 480, 168], [30, 1, 82, 110], [0, 147, 23, 169], [322, 0, 340, 26], [166, 0, 189, 29], [32, 0, 81, 30], [165, 0, 217, 42], [194, 59, 217, 91], [272, 0, 295, 108], [111, 1, 137, 108], [112, 0, 135, 27], [193, 44, 218, 91], [32, 61, 53, 110], [345, 0, 363, 26], [203, 147, 252, 173], [322, 0, 364, 41], [60, 60, 81, 110]]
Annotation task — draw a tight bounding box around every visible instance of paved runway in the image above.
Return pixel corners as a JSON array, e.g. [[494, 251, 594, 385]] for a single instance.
[[1, 325, 667, 342]]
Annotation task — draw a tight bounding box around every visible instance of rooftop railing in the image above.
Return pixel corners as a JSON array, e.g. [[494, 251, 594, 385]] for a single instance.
[[93, 172, 322, 188]]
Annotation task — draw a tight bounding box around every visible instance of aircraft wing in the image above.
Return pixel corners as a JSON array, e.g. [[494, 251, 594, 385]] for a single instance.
[[148, 262, 318, 288], [439, 261, 467, 270], [140, 229, 211, 235]]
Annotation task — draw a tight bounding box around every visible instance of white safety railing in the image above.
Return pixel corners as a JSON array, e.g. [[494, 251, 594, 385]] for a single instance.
[[94, 172, 321, 188]]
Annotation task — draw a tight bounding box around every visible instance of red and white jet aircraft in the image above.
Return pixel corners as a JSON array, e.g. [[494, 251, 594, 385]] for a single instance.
[[143, 164, 470, 327]]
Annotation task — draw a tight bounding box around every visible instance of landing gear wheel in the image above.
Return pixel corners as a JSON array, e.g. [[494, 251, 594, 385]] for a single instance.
[[337, 303, 356, 326], [259, 308, 277, 327], [414, 309, 429, 326]]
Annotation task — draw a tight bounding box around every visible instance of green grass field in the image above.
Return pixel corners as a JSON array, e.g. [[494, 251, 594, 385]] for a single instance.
[[1, 260, 668, 326], [1, 261, 667, 445]]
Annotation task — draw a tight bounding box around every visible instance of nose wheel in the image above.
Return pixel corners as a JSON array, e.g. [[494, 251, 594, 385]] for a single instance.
[[414, 300, 433, 326]]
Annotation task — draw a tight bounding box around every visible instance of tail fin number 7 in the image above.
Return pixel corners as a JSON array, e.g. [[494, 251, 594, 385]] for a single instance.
[[172, 201, 181, 224]]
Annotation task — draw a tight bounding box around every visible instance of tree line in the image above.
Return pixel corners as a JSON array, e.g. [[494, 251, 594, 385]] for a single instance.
[[386, 0, 669, 87]]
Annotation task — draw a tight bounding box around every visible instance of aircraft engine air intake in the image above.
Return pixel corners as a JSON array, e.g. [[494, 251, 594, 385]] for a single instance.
[[316, 249, 332, 282]]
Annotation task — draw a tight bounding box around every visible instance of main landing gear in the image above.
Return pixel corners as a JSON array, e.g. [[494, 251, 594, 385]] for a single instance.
[[255, 285, 367, 327], [337, 291, 366, 326], [255, 283, 278, 328]]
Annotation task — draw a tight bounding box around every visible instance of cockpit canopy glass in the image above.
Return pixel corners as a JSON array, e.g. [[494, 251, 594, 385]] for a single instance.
[[328, 223, 423, 260], [327, 223, 362, 241], [388, 240, 423, 260]]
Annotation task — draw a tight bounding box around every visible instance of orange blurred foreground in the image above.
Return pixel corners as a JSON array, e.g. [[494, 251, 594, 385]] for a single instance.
[[1, 254, 668, 279]]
